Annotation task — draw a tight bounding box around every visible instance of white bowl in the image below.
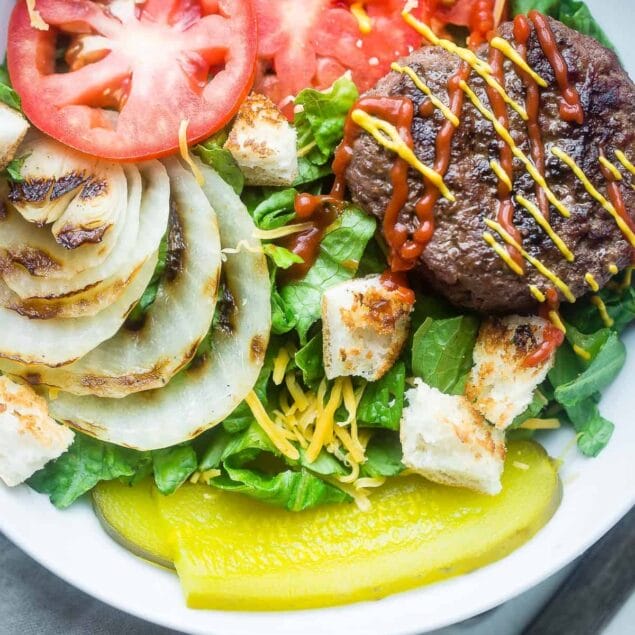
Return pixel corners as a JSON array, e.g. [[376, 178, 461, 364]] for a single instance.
[[1, 1, 634, 634]]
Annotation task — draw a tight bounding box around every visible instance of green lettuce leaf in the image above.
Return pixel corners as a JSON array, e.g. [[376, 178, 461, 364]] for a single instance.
[[194, 133, 244, 194], [411, 315, 480, 394], [28, 433, 150, 509], [295, 334, 325, 387], [0, 61, 21, 111], [361, 431, 404, 478], [279, 205, 376, 342], [247, 187, 298, 230], [152, 444, 198, 495], [357, 361, 406, 431], [3, 154, 29, 182], [510, 0, 615, 50], [262, 244, 304, 269], [563, 397, 614, 457], [563, 284, 635, 334], [294, 76, 359, 166]]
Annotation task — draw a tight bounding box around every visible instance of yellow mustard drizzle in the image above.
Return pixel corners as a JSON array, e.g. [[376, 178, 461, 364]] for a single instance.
[[615, 150, 635, 177], [460, 81, 572, 218], [490, 159, 512, 191], [599, 156, 623, 181], [483, 231, 524, 275], [590, 295, 614, 327], [529, 284, 546, 302], [391, 63, 460, 127], [489, 36, 548, 88], [584, 272, 600, 292], [573, 344, 592, 361], [350, 2, 372, 34], [548, 310, 566, 333], [402, 11, 529, 121], [350, 109, 455, 200], [552, 147, 635, 246], [515, 194, 574, 261], [608, 263, 619, 275], [485, 219, 576, 301]]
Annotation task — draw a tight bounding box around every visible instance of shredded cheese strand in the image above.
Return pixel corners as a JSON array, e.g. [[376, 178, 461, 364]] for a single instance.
[[520, 418, 561, 430], [306, 379, 343, 463], [27, 0, 49, 30], [350, 109, 455, 201], [391, 63, 460, 126], [252, 222, 315, 240], [272, 347, 291, 386], [178, 120, 205, 186], [245, 391, 300, 461]]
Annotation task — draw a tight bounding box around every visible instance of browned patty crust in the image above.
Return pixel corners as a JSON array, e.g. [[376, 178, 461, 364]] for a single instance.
[[345, 17, 635, 313]]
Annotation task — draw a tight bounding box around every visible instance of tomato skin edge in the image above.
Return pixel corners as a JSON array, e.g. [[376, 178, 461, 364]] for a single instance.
[[7, 0, 258, 162]]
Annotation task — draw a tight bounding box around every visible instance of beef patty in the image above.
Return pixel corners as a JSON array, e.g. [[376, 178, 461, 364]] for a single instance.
[[345, 16, 635, 313]]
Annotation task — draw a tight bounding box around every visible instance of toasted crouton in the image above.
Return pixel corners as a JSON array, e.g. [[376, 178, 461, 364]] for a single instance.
[[322, 274, 413, 381], [400, 380, 506, 495], [466, 316, 557, 429], [0, 376, 74, 486], [0, 103, 29, 170], [224, 93, 298, 186]]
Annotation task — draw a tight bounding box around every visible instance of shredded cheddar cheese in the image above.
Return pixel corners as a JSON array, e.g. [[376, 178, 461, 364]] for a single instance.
[[27, 0, 49, 31], [272, 347, 291, 386], [179, 120, 205, 186], [391, 63, 460, 127], [245, 390, 300, 461], [306, 379, 343, 462], [252, 222, 314, 240], [351, 109, 455, 200], [520, 418, 561, 430]]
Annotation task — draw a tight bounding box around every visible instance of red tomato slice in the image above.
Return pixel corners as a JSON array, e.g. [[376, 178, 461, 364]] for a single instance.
[[7, 0, 257, 161], [253, 0, 427, 115]]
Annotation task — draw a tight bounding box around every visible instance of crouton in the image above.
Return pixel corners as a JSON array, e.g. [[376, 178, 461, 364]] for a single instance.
[[0, 103, 29, 170], [0, 376, 74, 487], [400, 380, 506, 495], [224, 93, 298, 186], [466, 315, 557, 429], [322, 274, 413, 381]]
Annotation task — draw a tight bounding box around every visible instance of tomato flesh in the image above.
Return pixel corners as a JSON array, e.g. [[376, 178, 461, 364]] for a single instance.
[[7, 0, 257, 161], [253, 0, 427, 116]]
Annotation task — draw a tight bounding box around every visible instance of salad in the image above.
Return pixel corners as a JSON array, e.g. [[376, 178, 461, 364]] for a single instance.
[[0, 0, 633, 610]]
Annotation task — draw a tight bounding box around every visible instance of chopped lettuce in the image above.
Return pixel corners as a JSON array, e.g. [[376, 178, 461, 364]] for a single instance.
[[411, 315, 479, 395], [28, 433, 151, 509], [194, 131, 244, 195], [361, 432, 404, 478], [357, 361, 406, 431], [247, 187, 298, 230], [0, 61, 21, 111], [510, 0, 615, 50], [152, 445, 198, 495], [295, 334, 325, 387], [262, 243, 304, 270], [279, 205, 376, 342]]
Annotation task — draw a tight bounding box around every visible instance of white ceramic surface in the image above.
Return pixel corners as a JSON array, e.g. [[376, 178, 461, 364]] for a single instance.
[[1, 2, 634, 634]]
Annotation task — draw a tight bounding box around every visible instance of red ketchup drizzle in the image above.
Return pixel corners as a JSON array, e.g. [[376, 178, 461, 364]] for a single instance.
[[598, 150, 635, 264], [529, 11, 584, 125], [524, 288, 564, 367], [379, 270, 415, 305], [468, 0, 495, 49], [485, 47, 524, 271], [513, 14, 550, 219]]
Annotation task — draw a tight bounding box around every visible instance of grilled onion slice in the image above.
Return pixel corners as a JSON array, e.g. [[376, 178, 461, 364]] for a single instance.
[[48, 163, 271, 450], [0, 254, 156, 367], [1, 159, 222, 397], [0, 161, 168, 318]]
